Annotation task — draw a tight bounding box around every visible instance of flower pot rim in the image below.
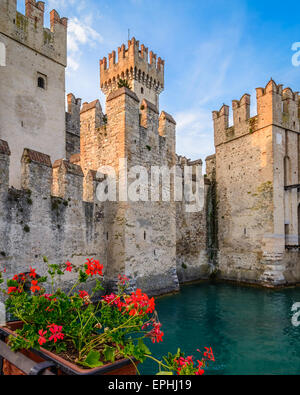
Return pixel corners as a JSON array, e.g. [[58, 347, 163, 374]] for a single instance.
[[0, 321, 137, 376]]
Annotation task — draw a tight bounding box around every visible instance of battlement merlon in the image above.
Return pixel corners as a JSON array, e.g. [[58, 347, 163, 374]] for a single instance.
[[25, 0, 45, 25], [213, 79, 300, 147], [52, 159, 84, 200], [0, 141, 105, 208], [232, 93, 250, 126], [80, 99, 104, 130], [67, 93, 82, 116], [105, 88, 175, 136], [83, 169, 105, 202], [0, 0, 68, 67], [256, 79, 300, 130], [21, 148, 52, 194], [100, 37, 164, 105]]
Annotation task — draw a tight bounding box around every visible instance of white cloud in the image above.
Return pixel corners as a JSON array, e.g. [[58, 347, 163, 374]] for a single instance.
[[67, 56, 80, 72], [175, 109, 214, 162], [67, 16, 103, 71]]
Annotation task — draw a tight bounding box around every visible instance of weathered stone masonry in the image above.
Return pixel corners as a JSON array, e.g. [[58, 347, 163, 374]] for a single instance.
[[0, 4, 209, 297], [210, 79, 300, 286], [0, 0, 67, 188], [4, 0, 298, 298], [0, 143, 106, 296]]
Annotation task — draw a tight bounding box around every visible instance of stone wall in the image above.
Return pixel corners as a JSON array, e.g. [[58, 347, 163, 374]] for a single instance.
[[66, 93, 81, 159], [213, 79, 300, 286], [0, 84, 207, 298], [0, 0, 67, 187], [84, 87, 179, 296], [0, 141, 106, 299], [175, 155, 211, 283]]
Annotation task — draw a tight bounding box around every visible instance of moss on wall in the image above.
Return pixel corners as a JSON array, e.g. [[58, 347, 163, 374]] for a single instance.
[[16, 12, 28, 32]]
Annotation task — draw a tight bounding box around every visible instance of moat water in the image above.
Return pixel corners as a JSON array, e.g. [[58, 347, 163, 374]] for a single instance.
[[140, 282, 300, 375]]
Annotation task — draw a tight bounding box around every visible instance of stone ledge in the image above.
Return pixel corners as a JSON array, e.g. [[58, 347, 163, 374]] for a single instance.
[[160, 111, 176, 125], [107, 87, 139, 103], [0, 140, 11, 156], [53, 159, 84, 177], [22, 148, 51, 167], [141, 98, 159, 114], [80, 99, 101, 114]]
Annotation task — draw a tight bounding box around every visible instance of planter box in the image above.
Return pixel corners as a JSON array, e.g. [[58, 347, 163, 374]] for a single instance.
[[0, 322, 138, 376]]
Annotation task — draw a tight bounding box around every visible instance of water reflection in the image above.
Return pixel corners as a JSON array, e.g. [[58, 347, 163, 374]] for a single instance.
[[140, 283, 300, 375]]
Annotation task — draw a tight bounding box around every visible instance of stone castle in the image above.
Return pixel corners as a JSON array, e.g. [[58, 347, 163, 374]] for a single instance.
[[0, 0, 299, 296]]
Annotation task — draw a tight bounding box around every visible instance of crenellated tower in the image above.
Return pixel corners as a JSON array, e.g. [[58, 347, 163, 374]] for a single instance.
[[0, 0, 67, 66], [211, 78, 300, 287], [77, 37, 178, 295], [0, 0, 68, 187], [100, 37, 164, 108]]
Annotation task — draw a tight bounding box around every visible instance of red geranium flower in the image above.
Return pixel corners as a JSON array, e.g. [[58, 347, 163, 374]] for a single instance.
[[29, 266, 37, 279], [118, 274, 130, 285], [196, 360, 205, 376], [123, 289, 155, 316], [47, 324, 64, 343], [79, 290, 88, 299], [65, 261, 72, 273], [85, 259, 103, 277], [8, 287, 18, 294], [38, 329, 47, 346], [148, 322, 164, 344], [202, 347, 215, 362], [30, 280, 40, 293]]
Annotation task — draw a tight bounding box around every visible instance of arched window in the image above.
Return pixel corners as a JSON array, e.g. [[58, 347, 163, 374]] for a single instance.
[[38, 76, 45, 89], [0, 42, 6, 67]]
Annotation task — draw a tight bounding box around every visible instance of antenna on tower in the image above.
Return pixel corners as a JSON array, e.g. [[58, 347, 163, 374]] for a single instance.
[[128, 29, 130, 41]]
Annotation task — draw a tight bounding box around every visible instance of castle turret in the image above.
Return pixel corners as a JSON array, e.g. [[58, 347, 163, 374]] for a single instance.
[[212, 78, 300, 287], [0, 0, 68, 187], [66, 93, 82, 159], [100, 37, 164, 109]]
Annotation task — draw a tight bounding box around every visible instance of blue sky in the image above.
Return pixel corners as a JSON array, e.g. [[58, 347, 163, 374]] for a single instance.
[[18, 0, 300, 161]]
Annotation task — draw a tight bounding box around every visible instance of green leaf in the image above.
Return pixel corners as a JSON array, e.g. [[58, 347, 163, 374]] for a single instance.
[[7, 279, 18, 287], [93, 279, 104, 292], [138, 338, 151, 355], [79, 269, 88, 283], [43, 256, 48, 263], [156, 372, 174, 375], [79, 350, 104, 368], [38, 276, 48, 283], [103, 346, 116, 363]]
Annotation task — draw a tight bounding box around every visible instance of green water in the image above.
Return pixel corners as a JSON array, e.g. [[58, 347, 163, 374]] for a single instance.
[[140, 282, 300, 375]]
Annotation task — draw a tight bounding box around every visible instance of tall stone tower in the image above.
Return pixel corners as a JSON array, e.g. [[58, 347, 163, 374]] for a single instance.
[[212, 79, 300, 287], [79, 38, 178, 295], [100, 37, 164, 108], [0, 0, 67, 187]]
